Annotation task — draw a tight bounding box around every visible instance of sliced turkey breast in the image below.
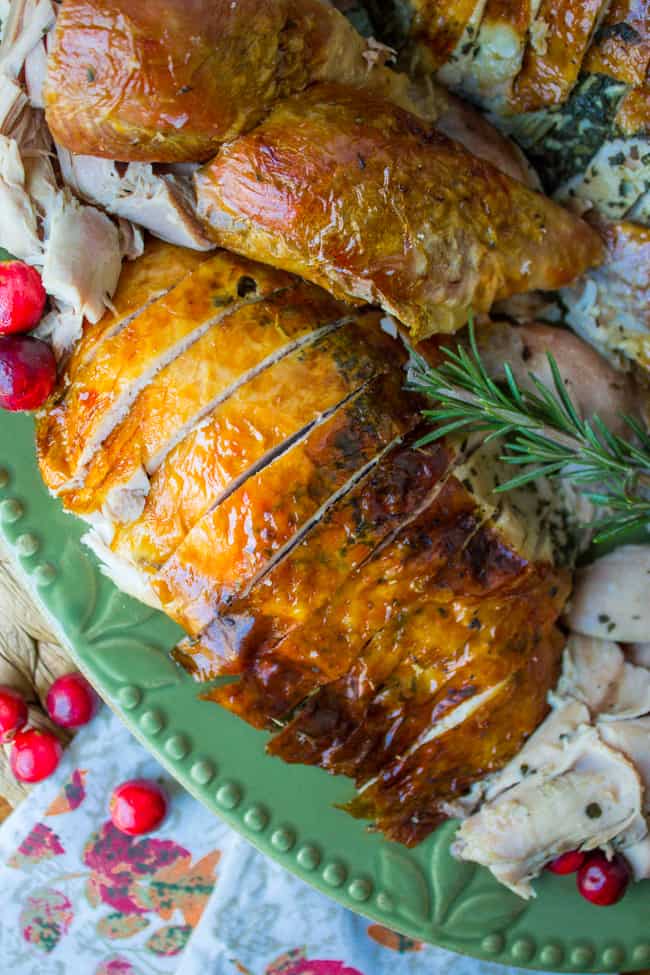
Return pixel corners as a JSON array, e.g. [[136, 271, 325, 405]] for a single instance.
[[460, 0, 540, 108], [508, 0, 611, 114], [582, 0, 650, 87], [175, 435, 454, 682], [481, 699, 592, 803], [155, 369, 419, 634], [435, 0, 489, 89], [566, 545, 650, 643], [37, 251, 293, 493], [64, 239, 206, 377], [600, 719, 650, 811], [56, 287, 350, 522], [348, 654, 565, 847], [109, 309, 401, 570], [38, 242, 572, 846], [558, 635, 650, 721], [557, 637, 626, 713]]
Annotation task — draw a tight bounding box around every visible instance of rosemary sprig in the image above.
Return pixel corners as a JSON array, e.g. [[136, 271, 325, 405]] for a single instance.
[[408, 324, 650, 543]]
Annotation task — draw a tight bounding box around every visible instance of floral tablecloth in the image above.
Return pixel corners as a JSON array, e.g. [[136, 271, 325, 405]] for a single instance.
[[0, 707, 571, 975]]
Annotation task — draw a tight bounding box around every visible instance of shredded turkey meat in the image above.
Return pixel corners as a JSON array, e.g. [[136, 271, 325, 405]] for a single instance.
[[455, 546, 650, 897]]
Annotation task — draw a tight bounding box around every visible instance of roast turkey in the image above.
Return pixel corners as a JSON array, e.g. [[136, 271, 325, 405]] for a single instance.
[[42, 0, 604, 342], [38, 242, 571, 845]]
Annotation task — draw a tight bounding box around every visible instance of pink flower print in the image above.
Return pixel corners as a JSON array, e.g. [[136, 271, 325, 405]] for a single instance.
[[8, 823, 65, 868], [20, 887, 73, 952], [95, 957, 140, 975], [288, 964, 364, 975], [83, 821, 189, 914], [267, 952, 364, 975], [47, 769, 87, 815]]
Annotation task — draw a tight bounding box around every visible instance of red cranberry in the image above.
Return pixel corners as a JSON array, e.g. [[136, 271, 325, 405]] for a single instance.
[[46, 673, 99, 728], [547, 850, 586, 875], [0, 685, 28, 741], [0, 335, 56, 411], [110, 779, 168, 836], [577, 851, 630, 906], [0, 261, 47, 335], [10, 728, 62, 782]]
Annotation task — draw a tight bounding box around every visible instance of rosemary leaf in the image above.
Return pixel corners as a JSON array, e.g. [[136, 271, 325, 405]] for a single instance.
[[409, 321, 650, 543]]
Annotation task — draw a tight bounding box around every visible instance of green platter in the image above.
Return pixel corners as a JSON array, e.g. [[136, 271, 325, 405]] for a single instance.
[[2, 411, 650, 973]]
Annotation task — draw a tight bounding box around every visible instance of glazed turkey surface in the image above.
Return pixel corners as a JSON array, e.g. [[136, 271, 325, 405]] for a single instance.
[[38, 243, 570, 844], [194, 83, 603, 341], [43, 0, 604, 342]]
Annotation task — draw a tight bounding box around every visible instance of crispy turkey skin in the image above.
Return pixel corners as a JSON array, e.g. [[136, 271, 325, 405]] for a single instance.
[[37, 242, 571, 844], [195, 83, 603, 340]]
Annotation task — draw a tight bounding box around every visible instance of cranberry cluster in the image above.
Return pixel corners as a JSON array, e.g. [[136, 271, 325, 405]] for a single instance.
[[547, 848, 631, 907], [0, 260, 56, 411], [0, 674, 98, 783], [1, 676, 167, 835]]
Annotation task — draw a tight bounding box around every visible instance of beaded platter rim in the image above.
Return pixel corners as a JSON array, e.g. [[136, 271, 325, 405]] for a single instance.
[[2, 412, 650, 973]]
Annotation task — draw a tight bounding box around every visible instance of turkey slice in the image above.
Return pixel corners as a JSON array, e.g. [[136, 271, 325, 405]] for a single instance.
[[599, 719, 650, 812], [156, 371, 417, 634], [107, 307, 388, 567], [482, 700, 591, 804], [437, 0, 489, 88], [509, 0, 611, 114], [40, 255, 293, 493], [566, 545, 650, 643], [41, 189, 122, 324], [57, 150, 214, 252], [0, 131, 41, 260], [455, 725, 645, 898], [462, 0, 543, 108], [70, 304, 394, 542], [556, 636, 625, 714], [176, 435, 453, 683]]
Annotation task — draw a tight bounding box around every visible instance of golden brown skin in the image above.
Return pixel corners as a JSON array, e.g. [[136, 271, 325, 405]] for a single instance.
[[196, 83, 604, 340], [44, 0, 409, 162], [175, 434, 452, 682], [226, 471, 568, 845], [154, 368, 420, 634], [57, 288, 351, 518], [407, 0, 481, 68], [616, 84, 650, 135], [509, 0, 607, 113], [38, 242, 571, 845], [109, 310, 414, 571], [37, 249, 294, 493], [66, 239, 207, 376], [223, 472, 566, 722], [44, 0, 543, 188], [583, 0, 650, 86], [345, 636, 563, 846]]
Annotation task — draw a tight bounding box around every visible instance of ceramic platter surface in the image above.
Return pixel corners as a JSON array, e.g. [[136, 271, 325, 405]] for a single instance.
[[2, 411, 649, 973]]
